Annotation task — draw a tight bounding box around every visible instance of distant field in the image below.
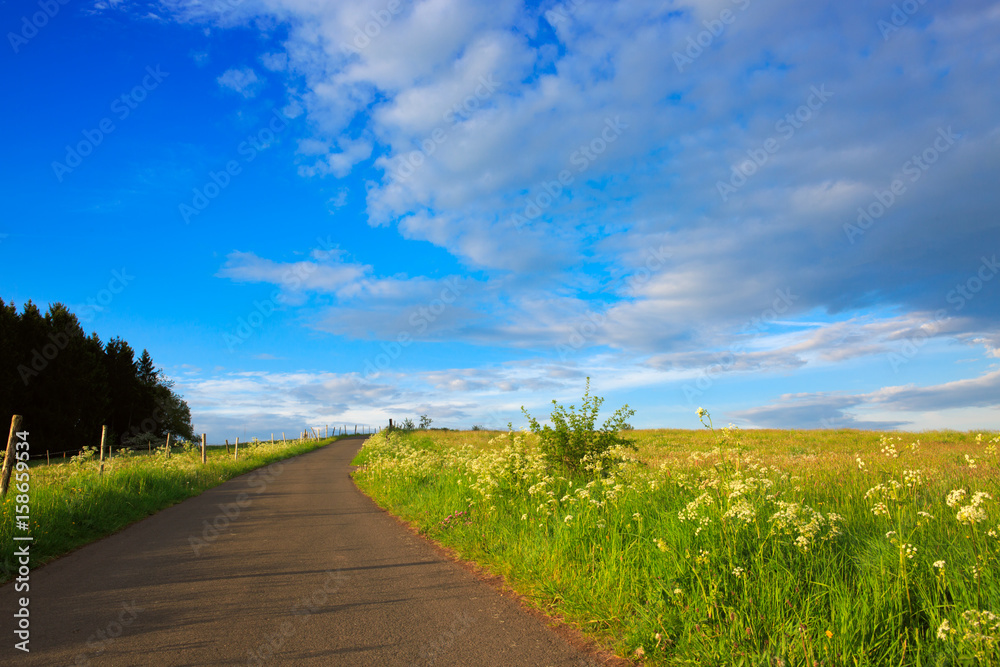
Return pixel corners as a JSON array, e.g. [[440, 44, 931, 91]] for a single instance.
[[0, 436, 345, 583], [352, 425, 999, 666]]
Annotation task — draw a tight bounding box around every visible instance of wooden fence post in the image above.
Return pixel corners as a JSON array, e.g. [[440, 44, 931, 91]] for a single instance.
[[234, 437, 239, 461], [99, 425, 107, 475], [148, 440, 151, 454], [1, 415, 24, 497], [201, 433, 207, 464], [282, 432, 286, 444], [165, 433, 171, 458], [46, 450, 50, 465]]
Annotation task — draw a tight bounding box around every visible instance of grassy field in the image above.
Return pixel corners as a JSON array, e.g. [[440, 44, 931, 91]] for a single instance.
[[0, 436, 347, 583], [351, 420, 999, 666]]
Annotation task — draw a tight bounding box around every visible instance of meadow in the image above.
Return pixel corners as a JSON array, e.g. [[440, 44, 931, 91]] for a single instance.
[[0, 435, 345, 583], [351, 415, 999, 666]]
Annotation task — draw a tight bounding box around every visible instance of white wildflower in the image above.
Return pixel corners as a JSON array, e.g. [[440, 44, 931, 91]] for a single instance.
[[723, 498, 757, 525], [957, 504, 988, 525], [946, 489, 967, 508]]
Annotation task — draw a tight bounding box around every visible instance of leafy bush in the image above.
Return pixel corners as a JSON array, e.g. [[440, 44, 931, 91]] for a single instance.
[[521, 378, 635, 474]]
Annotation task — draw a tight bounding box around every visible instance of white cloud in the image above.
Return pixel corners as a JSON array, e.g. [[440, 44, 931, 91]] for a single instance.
[[732, 369, 1000, 429], [298, 137, 373, 178], [260, 51, 287, 71], [217, 250, 370, 298], [217, 66, 264, 98], [147, 0, 1000, 432], [327, 188, 349, 210]]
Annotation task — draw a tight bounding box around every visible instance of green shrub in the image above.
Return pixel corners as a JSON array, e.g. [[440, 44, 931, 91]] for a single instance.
[[521, 378, 635, 474]]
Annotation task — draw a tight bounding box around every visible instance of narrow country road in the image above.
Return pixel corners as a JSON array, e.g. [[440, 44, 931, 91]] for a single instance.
[[1, 437, 612, 666]]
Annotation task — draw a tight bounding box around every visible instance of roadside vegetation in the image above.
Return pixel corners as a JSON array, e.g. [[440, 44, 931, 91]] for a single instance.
[[0, 436, 347, 583], [351, 386, 999, 665]]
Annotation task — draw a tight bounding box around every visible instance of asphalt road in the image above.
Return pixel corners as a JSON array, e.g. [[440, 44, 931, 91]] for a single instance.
[[1, 436, 617, 666]]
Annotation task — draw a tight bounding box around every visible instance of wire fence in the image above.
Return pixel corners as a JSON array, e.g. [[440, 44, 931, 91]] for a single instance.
[[2, 419, 380, 464]]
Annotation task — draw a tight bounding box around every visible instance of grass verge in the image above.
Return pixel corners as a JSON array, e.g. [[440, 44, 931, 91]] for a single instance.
[[351, 425, 999, 666]]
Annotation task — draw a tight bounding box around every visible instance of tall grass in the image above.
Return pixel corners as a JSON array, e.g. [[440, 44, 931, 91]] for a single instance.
[[0, 437, 345, 582], [352, 419, 999, 665]]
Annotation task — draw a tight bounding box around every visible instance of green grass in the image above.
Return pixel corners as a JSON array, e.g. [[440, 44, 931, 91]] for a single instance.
[[0, 436, 350, 582], [352, 422, 1000, 665]]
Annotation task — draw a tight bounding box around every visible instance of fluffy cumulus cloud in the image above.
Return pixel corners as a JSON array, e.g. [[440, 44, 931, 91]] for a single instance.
[[151, 0, 1000, 429]]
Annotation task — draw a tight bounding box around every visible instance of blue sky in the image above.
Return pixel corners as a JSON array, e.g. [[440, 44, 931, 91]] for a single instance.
[[2, 0, 999, 438]]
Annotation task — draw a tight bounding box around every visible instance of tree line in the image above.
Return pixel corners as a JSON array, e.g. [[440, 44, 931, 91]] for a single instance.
[[1, 298, 194, 456]]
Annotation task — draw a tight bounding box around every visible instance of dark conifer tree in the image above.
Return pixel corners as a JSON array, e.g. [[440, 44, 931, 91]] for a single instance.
[[0, 299, 194, 455]]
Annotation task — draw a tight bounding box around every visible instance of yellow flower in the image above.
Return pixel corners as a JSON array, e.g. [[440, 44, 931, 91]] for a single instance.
[[825, 630, 833, 639]]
